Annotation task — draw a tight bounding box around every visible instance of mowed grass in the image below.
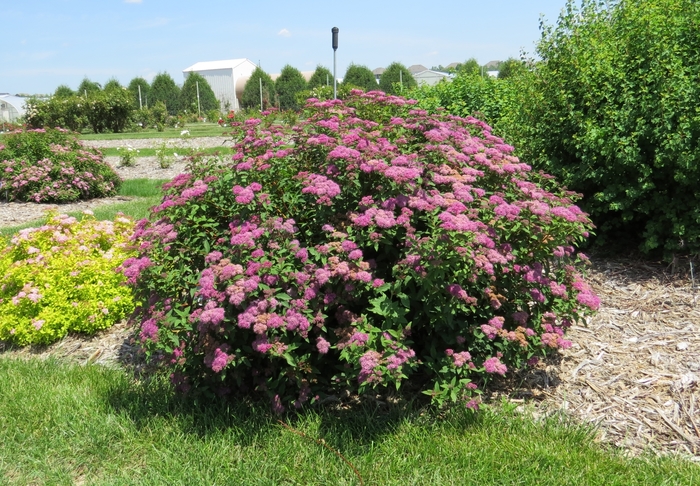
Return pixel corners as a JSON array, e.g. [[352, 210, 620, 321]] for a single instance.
[[1, 357, 697, 485], [0, 178, 166, 238], [79, 122, 230, 141], [102, 145, 234, 158]]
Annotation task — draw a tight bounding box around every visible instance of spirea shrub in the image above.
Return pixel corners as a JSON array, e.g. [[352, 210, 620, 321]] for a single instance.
[[0, 128, 122, 203], [125, 91, 598, 411], [0, 212, 136, 346]]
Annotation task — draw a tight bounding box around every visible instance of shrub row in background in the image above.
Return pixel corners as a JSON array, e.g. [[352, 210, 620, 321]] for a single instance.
[[0, 128, 122, 203], [0, 212, 136, 345], [124, 91, 597, 412], [25, 87, 133, 134]]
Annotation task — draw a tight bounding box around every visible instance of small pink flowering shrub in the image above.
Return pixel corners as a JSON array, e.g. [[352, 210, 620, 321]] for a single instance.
[[126, 91, 598, 411], [0, 211, 136, 345], [0, 128, 121, 203]]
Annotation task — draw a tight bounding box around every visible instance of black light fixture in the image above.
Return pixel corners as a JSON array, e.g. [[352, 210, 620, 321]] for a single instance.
[[332, 27, 339, 99]]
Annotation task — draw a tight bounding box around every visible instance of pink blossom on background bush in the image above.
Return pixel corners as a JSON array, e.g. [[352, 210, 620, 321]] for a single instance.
[[126, 91, 597, 411], [0, 128, 121, 203]]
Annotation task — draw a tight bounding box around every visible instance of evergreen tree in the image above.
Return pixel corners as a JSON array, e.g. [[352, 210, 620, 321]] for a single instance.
[[275, 65, 308, 110], [240, 67, 276, 110], [150, 72, 181, 115], [341, 64, 378, 92], [103, 78, 123, 91], [307, 65, 334, 89], [77, 77, 102, 97], [497, 57, 526, 79], [53, 85, 74, 98], [127, 77, 151, 109], [457, 58, 481, 76], [180, 72, 219, 115], [378, 62, 417, 94]]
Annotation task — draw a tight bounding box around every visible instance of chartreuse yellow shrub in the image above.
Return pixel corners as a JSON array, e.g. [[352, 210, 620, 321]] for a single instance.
[[0, 211, 136, 346]]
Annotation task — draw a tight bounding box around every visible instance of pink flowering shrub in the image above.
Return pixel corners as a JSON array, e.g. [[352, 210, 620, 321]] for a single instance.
[[125, 91, 598, 411], [0, 128, 121, 202]]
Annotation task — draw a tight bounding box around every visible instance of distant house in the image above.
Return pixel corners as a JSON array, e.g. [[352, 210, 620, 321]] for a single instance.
[[412, 69, 454, 86], [0, 94, 26, 123], [182, 59, 258, 112], [372, 67, 385, 83], [407, 64, 428, 75]]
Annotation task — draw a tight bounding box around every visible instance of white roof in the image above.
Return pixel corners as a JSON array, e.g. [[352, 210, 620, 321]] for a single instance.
[[183, 59, 253, 72], [0, 94, 27, 113]]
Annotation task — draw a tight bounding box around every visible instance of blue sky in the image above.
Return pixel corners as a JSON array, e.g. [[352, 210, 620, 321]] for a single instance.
[[2, 0, 571, 95]]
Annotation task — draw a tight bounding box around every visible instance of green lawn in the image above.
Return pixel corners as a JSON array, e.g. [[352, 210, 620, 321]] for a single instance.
[[0, 357, 697, 485], [79, 122, 230, 141], [0, 179, 166, 238], [102, 145, 234, 158]]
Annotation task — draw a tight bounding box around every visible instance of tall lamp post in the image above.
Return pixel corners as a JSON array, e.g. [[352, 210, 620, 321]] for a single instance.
[[332, 27, 339, 99]]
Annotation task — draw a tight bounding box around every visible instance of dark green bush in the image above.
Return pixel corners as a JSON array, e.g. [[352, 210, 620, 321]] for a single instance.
[[379, 62, 417, 94], [240, 67, 276, 110], [150, 73, 181, 116], [342, 64, 379, 92], [307, 65, 334, 89], [127, 77, 151, 110], [512, 0, 700, 256], [181, 73, 219, 115], [275, 65, 308, 111]]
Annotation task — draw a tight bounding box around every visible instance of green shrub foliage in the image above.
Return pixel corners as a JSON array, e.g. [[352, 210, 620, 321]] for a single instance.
[[0, 128, 122, 202], [77, 77, 102, 96], [342, 64, 379, 92], [125, 91, 597, 412], [150, 73, 181, 116], [0, 212, 136, 345], [307, 65, 334, 89], [103, 78, 123, 92], [379, 62, 417, 95], [25, 87, 135, 134], [275, 65, 308, 111], [84, 88, 134, 133], [457, 58, 481, 76], [128, 77, 151, 109], [181, 73, 219, 115], [408, 72, 520, 139], [53, 85, 75, 98], [497, 58, 526, 80], [514, 0, 700, 256], [241, 67, 276, 110], [24, 96, 87, 132]]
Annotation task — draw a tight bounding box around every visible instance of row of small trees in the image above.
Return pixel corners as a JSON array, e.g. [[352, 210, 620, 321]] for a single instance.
[[54, 72, 219, 117], [30, 61, 422, 130], [239, 62, 420, 111]]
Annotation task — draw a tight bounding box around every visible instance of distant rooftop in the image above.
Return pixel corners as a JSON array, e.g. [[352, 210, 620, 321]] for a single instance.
[[183, 59, 254, 72], [408, 64, 428, 74]]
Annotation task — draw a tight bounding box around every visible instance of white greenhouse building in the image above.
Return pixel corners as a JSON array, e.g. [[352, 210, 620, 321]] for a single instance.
[[182, 59, 258, 112], [0, 94, 26, 123]]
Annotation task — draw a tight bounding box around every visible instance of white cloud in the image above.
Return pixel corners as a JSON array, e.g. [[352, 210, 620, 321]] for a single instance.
[[125, 0, 143, 4], [277, 28, 291, 37]]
